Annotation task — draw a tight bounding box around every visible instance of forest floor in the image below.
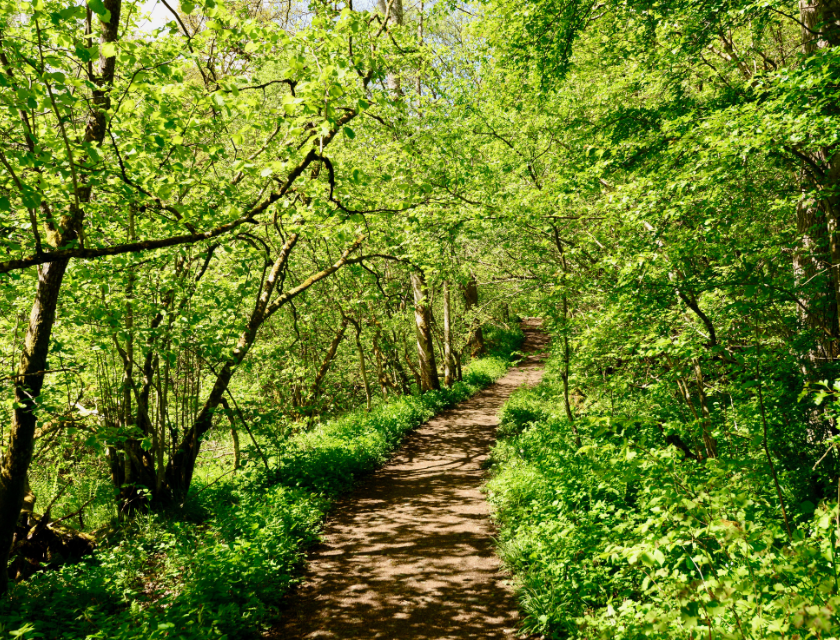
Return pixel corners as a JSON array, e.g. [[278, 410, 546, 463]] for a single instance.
[[268, 319, 548, 640]]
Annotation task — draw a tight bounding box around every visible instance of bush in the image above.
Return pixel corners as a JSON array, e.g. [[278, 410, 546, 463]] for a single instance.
[[483, 324, 525, 361], [487, 381, 840, 640], [0, 484, 327, 639], [496, 386, 552, 437]]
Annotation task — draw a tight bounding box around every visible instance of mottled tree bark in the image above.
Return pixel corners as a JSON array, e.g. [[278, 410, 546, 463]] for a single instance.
[[411, 271, 440, 391], [443, 281, 456, 387], [0, 261, 68, 592], [462, 274, 485, 357]]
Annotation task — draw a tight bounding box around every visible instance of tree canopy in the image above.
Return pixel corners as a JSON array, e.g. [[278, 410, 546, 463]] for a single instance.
[[2, 0, 840, 637]]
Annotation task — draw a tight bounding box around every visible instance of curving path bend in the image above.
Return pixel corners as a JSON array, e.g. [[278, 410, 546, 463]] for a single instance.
[[269, 319, 548, 640]]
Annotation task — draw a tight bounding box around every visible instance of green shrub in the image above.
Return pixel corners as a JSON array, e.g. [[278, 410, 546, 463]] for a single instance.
[[488, 382, 840, 640], [1, 484, 327, 639], [483, 324, 525, 361], [496, 386, 553, 437]]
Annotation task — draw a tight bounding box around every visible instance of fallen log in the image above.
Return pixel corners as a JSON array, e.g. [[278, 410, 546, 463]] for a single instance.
[[8, 509, 96, 582]]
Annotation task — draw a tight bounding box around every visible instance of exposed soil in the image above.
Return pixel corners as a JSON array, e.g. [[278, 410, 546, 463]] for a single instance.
[[270, 319, 548, 640]]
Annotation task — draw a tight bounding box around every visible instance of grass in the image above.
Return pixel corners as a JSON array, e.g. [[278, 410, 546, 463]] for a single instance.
[[1, 326, 523, 640]]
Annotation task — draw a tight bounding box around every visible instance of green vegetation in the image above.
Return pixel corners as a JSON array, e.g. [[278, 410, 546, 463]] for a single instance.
[[489, 358, 840, 639], [471, 0, 840, 637], [1, 337, 518, 640], [2, 0, 840, 636]]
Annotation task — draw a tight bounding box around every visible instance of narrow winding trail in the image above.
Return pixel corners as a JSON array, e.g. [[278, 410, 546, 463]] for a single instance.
[[270, 320, 548, 640]]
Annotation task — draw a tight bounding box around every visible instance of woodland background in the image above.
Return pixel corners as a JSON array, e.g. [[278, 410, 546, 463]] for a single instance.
[[1, 0, 840, 638]]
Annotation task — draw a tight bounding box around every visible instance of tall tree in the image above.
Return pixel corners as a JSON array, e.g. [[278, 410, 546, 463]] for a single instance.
[[410, 271, 440, 391], [0, 0, 123, 591]]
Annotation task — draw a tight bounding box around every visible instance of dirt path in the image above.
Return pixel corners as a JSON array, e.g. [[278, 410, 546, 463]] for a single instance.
[[270, 319, 548, 640]]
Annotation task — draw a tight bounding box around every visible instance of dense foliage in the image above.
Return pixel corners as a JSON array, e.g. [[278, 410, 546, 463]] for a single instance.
[[490, 368, 838, 639], [470, 0, 840, 638], [2, 0, 840, 636]]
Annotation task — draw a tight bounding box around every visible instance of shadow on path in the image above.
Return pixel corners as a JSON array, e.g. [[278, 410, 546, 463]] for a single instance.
[[269, 319, 548, 640]]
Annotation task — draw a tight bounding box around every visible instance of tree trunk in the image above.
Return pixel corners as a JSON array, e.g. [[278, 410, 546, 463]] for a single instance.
[[800, 0, 840, 54], [307, 317, 349, 415], [372, 334, 393, 397], [443, 281, 456, 387], [0, 261, 68, 594], [462, 274, 485, 357], [411, 271, 440, 391], [796, 0, 840, 369], [21, 476, 35, 515], [377, 0, 404, 93]]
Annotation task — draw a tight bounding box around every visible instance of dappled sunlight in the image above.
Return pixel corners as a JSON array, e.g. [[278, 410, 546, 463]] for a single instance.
[[270, 322, 546, 640]]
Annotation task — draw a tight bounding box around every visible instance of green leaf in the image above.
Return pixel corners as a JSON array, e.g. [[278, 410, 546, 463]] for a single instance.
[[87, 0, 107, 16], [20, 191, 41, 209]]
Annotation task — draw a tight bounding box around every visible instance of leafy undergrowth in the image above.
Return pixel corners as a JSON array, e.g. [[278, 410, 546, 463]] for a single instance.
[[0, 329, 521, 640], [487, 376, 840, 640]]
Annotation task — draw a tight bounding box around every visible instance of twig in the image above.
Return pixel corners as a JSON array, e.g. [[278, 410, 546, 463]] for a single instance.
[[194, 468, 236, 497], [0, 367, 82, 382]]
